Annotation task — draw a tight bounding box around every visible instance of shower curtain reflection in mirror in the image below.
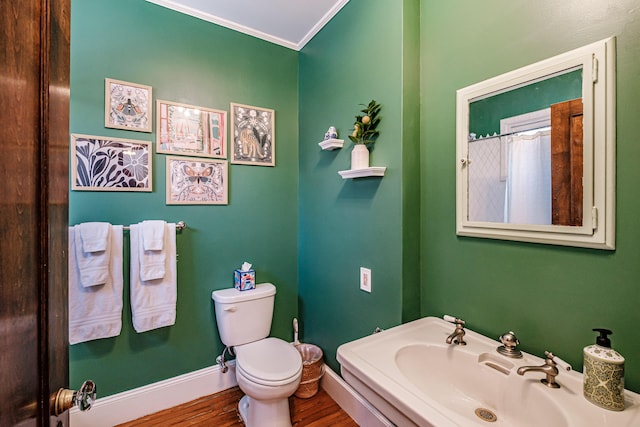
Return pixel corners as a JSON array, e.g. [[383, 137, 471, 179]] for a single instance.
[[503, 130, 551, 224]]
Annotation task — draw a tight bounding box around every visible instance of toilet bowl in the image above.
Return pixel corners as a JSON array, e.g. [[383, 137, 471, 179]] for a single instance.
[[211, 283, 303, 427], [235, 338, 302, 426]]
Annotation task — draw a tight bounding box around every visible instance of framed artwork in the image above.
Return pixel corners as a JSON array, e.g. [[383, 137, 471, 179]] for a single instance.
[[71, 134, 152, 192], [156, 100, 227, 159], [105, 78, 152, 132], [230, 103, 275, 166], [166, 156, 228, 205]]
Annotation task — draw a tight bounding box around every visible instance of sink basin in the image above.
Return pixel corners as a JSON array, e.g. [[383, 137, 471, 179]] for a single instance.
[[396, 344, 567, 426], [337, 317, 640, 426]]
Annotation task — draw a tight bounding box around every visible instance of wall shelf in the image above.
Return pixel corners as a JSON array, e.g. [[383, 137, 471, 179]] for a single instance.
[[319, 138, 344, 150], [338, 167, 386, 179]]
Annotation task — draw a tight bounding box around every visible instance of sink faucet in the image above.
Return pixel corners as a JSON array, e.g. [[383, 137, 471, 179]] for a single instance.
[[497, 331, 523, 358], [443, 315, 466, 346], [517, 351, 571, 388]]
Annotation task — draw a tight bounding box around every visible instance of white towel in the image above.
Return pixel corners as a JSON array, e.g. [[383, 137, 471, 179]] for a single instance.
[[78, 221, 111, 252], [138, 221, 167, 281], [130, 223, 177, 333], [141, 220, 165, 251], [69, 225, 123, 344], [74, 222, 112, 287]]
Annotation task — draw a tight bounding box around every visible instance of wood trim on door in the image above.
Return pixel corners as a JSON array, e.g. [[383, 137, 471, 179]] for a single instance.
[[43, 0, 71, 425], [0, 1, 70, 425], [551, 98, 583, 226]]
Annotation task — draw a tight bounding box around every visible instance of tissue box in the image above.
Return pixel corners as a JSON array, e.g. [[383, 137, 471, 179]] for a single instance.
[[234, 269, 256, 291]]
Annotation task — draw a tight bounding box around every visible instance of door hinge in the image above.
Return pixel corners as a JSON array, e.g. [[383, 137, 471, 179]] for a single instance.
[[592, 206, 598, 230], [592, 56, 599, 83]]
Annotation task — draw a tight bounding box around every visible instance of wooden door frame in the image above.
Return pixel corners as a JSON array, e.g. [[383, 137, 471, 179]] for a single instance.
[[0, 0, 70, 425], [43, 0, 71, 425], [551, 98, 583, 226]]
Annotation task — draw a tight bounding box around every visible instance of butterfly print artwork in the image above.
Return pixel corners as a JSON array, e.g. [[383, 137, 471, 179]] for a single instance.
[[166, 156, 228, 205]]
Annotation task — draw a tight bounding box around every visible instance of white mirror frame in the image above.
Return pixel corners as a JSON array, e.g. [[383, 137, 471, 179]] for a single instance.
[[456, 37, 615, 250]]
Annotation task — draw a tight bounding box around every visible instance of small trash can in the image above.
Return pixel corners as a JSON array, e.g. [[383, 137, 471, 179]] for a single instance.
[[294, 343, 324, 398]]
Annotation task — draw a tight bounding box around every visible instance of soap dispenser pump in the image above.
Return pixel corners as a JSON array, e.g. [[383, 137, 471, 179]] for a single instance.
[[583, 328, 625, 411]]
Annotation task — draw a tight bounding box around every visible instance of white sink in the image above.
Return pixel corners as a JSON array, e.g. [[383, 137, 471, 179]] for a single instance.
[[396, 344, 567, 426], [337, 317, 640, 426]]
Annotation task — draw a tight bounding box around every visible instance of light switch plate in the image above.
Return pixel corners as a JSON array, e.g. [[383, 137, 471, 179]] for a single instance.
[[360, 267, 371, 293]]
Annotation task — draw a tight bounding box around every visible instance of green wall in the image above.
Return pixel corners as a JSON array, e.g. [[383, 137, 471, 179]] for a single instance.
[[469, 69, 582, 135], [69, 0, 299, 396], [297, 0, 420, 375], [421, 0, 640, 392]]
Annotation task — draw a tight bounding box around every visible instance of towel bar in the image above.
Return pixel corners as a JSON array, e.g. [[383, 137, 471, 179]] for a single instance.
[[122, 221, 186, 231]]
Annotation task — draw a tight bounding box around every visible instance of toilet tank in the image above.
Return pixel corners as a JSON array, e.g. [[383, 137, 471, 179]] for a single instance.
[[211, 282, 276, 347]]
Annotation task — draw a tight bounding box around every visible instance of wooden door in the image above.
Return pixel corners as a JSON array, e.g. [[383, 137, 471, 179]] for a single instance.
[[551, 98, 583, 226], [0, 1, 71, 425]]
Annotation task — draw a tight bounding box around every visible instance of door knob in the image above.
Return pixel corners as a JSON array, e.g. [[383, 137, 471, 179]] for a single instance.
[[50, 380, 96, 416]]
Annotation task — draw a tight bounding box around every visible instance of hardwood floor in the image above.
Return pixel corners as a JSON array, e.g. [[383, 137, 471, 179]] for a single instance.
[[116, 386, 358, 426]]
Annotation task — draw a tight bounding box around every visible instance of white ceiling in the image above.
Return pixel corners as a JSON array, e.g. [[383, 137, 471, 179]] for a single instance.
[[146, 0, 349, 51]]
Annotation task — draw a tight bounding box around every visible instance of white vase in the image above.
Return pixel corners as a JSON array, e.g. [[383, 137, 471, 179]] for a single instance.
[[351, 144, 369, 170]]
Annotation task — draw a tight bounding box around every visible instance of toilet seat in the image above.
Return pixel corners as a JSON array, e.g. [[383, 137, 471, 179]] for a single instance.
[[235, 337, 302, 386]]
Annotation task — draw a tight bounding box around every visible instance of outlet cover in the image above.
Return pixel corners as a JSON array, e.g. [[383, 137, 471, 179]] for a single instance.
[[360, 267, 371, 293]]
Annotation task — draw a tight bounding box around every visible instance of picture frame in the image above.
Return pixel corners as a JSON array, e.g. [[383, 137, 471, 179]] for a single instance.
[[156, 100, 227, 159], [166, 156, 228, 205], [105, 78, 153, 132], [71, 134, 152, 192], [230, 102, 275, 166]]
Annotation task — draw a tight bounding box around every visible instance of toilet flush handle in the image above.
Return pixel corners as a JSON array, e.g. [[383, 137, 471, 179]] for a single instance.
[[224, 306, 237, 312]]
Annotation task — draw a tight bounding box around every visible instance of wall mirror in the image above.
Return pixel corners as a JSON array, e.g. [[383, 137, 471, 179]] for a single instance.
[[456, 37, 615, 249]]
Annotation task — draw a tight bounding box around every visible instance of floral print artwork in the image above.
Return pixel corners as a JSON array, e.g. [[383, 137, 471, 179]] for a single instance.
[[72, 134, 152, 192]]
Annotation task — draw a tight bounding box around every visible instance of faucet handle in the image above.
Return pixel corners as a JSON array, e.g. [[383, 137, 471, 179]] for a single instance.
[[517, 350, 569, 388], [443, 315, 465, 325], [545, 351, 572, 372], [444, 315, 467, 346]]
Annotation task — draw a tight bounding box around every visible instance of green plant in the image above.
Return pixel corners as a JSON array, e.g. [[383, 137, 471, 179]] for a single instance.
[[348, 100, 381, 146]]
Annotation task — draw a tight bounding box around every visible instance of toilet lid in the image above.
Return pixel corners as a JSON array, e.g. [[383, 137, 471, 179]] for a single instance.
[[235, 338, 302, 386]]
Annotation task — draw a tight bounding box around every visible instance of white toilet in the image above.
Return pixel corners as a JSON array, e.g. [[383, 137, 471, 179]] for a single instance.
[[211, 283, 302, 427]]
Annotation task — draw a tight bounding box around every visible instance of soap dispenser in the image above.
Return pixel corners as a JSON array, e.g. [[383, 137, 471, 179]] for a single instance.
[[583, 328, 625, 411]]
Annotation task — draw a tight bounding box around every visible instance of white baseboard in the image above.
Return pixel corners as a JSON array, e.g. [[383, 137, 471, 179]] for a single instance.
[[69, 361, 390, 427], [321, 365, 394, 427], [69, 362, 238, 427]]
